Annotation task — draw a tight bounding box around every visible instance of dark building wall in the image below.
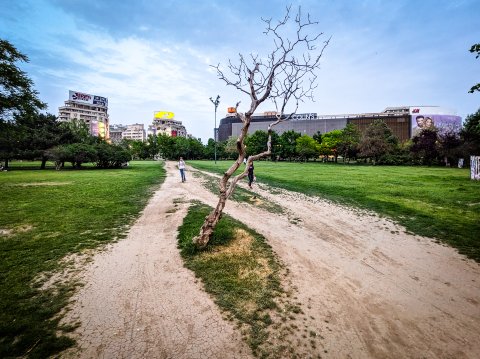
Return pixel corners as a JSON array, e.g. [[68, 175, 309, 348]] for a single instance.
[[218, 113, 411, 142], [218, 120, 233, 141], [347, 115, 410, 142], [232, 118, 348, 138]]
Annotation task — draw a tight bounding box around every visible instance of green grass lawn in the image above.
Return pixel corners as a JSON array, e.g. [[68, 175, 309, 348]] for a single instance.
[[0, 160, 166, 358], [189, 160, 480, 261]]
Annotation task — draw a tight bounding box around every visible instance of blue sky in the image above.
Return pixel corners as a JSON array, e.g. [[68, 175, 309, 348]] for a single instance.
[[1, 0, 479, 143]]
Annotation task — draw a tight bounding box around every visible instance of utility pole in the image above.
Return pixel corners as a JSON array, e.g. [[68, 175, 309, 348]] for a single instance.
[[209, 95, 220, 164]]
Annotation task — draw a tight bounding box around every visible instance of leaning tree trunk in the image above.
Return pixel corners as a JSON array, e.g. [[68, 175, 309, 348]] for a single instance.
[[193, 114, 281, 249]]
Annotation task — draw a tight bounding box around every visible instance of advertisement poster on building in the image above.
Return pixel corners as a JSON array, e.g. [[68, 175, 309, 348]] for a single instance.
[[411, 114, 462, 137], [154, 111, 175, 119], [93, 95, 108, 107], [69, 90, 108, 108], [90, 121, 99, 137], [97, 121, 106, 138]]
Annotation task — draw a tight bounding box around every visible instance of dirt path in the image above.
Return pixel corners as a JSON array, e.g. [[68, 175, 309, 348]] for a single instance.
[[64, 161, 480, 358]]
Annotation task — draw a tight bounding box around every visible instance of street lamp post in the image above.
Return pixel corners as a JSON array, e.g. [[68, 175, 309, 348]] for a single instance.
[[210, 95, 220, 164]]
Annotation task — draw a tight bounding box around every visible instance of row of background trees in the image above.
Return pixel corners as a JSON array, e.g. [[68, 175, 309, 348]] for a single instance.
[[128, 111, 480, 167], [2, 106, 480, 169], [2, 38, 479, 169]]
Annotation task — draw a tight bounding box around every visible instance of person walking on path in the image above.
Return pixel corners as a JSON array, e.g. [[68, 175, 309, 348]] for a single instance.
[[178, 157, 186, 182], [247, 161, 254, 188]]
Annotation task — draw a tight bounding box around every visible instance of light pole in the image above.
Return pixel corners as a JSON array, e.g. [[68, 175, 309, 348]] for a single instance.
[[210, 95, 220, 164]]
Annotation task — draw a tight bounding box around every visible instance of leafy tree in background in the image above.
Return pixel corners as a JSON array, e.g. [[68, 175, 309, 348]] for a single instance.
[[46, 144, 71, 170], [438, 130, 462, 166], [0, 120, 17, 167], [224, 136, 240, 159], [359, 119, 398, 164], [65, 143, 98, 168], [187, 137, 206, 160], [203, 138, 216, 160], [337, 123, 361, 163], [15, 113, 77, 169], [245, 130, 268, 157], [127, 140, 148, 160], [172, 137, 207, 160], [296, 134, 318, 161], [279, 130, 301, 161], [95, 142, 130, 168], [0, 39, 46, 168], [145, 134, 160, 159], [61, 119, 94, 144], [469, 43, 480, 93], [461, 108, 480, 155], [0, 39, 46, 122], [157, 134, 176, 160], [318, 129, 342, 162], [312, 130, 323, 145], [245, 130, 279, 160], [410, 128, 439, 165]]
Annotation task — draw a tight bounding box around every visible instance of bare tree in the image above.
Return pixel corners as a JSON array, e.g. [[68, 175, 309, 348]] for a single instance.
[[193, 6, 329, 248]]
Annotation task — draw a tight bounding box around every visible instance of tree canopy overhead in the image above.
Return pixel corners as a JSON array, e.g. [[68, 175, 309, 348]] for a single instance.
[[469, 43, 480, 94], [0, 39, 46, 122]]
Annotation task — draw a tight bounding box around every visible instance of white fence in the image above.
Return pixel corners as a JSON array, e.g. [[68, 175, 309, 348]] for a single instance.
[[471, 156, 480, 180]]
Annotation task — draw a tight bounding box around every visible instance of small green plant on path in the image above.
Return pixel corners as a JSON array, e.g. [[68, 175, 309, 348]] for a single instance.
[[188, 160, 480, 261], [177, 202, 322, 358], [0, 161, 166, 358]]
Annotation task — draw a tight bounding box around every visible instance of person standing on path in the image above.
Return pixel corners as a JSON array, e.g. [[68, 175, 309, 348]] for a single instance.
[[247, 161, 254, 188], [178, 157, 186, 182]]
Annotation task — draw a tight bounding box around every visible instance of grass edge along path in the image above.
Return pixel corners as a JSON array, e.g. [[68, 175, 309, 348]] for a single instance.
[[192, 170, 285, 215], [188, 160, 480, 262], [0, 161, 166, 358], [177, 202, 324, 358]]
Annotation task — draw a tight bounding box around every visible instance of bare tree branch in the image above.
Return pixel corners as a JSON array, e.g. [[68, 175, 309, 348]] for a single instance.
[[193, 6, 329, 248]]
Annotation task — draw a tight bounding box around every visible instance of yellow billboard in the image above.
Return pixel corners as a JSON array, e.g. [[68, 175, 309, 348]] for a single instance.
[[154, 111, 175, 119], [98, 121, 105, 138]]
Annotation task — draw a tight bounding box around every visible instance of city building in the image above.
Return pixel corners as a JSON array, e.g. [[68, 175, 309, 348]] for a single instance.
[[109, 124, 126, 144], [58, 90, 110, 139], [122, 124, 146, 141], [147, 125, 157, 138], [217, 106, 462, 142], [152, 111, 187, 137]]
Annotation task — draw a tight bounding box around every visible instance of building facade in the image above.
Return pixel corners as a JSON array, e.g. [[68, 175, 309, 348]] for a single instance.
[[218, 106, 462, 142], [122, 124, 146, 141], [109, 124, 126, 144], [152, 111, 187, 137], [58, 90, 110, 139]]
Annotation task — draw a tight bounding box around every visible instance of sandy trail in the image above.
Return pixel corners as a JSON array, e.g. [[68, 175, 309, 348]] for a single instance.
[[64, 161, 480, 358]]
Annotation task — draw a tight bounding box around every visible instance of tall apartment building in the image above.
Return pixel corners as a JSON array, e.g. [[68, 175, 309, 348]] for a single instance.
[[122, 123, 146, 141], [152, 111, 187, 137], [58, 90, 110, 139]]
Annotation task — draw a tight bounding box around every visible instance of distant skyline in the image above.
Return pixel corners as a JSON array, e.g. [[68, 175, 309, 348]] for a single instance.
[[1, 0, 479, 143]]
